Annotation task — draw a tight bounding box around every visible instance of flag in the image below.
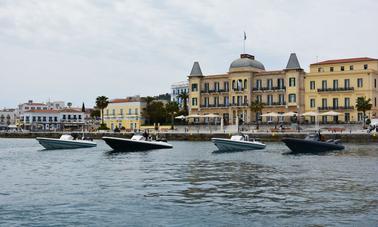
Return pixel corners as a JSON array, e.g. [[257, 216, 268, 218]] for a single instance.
[[244, 31, 247, 40]]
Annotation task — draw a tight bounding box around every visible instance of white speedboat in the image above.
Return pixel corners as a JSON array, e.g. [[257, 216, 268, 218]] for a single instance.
[[103, 134, 173, 152], [36, 135, 97, 150], [212, 135, 266, 151]]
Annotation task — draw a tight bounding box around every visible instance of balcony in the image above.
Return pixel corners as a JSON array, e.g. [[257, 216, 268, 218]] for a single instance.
[[252, 86, 286, 92], [232, 88, 245, 92], [229, 103, 249, 107], [264, 102, 287, 107], [200, 104, 229, 108], [317, 87, 354, 92], [317, 106, 354, 111], [200, 89, 229, 94]]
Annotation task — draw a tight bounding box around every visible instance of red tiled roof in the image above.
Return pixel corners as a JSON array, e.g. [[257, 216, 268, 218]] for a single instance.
[[311, 57, 378, 65], [110, 98, 141, 103], [59, 108, 82, 113]]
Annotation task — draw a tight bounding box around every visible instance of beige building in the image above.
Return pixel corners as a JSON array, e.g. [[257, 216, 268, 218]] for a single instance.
[[188, 53, 305, 125], [305, 57, 378, 123]]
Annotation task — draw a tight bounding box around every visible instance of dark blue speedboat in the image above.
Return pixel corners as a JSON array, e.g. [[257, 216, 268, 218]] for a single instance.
[[282, 133, 345, 154], [103, 135, 173, 152]]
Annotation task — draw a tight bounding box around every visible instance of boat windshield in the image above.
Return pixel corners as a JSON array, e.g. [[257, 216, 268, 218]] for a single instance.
[[131, 135, 145, 141], [60, 135, 74, 140], [230, 135, 244, 141], [305, 133, 319, 141]]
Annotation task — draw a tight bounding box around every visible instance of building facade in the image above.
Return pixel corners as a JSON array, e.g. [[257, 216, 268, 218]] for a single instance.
[[20, 108, 85, 131], [103, 97, 146, 130], [188, 53, 305, 125], [305, 57, 378, 123], [0, 109, 17, 127], [171, 81, 189, 108]]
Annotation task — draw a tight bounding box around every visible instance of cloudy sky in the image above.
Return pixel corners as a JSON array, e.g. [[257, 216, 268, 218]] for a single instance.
[[1, 0, 378, 108]]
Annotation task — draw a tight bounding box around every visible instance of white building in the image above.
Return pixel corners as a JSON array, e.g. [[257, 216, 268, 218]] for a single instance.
[[0, 109, 17, 127], [20, 108, 85, 131], [171, 81, 189, 108]]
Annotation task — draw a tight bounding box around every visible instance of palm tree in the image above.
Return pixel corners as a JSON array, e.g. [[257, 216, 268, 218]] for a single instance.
[[177, 91, 189, 115], [250, 100, 265, 130], [96, 96, 109, 125], [356, 96, 372, 128], [165, 101, 179, 129]]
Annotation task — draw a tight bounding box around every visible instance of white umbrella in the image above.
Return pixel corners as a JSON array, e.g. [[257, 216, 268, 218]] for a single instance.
[[204, 114, 220, 118], [261, 112, 280, 117], [175, 115, 186, 120], [186, 114, 202, 118], [282, 111, 297, 117], [320, 111, 341, 116], [301, 111, 320, 116]]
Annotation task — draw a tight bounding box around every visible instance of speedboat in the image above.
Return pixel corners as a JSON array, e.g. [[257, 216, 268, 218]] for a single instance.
[[211, 134, 266, 152], [36, 134, 97, 150], [102, 134, 173, 152], [282, 133, 345, 154]]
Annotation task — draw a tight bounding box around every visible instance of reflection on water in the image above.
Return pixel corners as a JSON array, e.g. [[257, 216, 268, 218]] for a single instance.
[[0, 139, 378, 226]]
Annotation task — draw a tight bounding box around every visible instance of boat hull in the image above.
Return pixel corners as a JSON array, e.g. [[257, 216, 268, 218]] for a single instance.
[[102, 136, 173, 152], [211, 138, 266, 151], [36, 137, 97, 150], [282, 138, 345, 154]]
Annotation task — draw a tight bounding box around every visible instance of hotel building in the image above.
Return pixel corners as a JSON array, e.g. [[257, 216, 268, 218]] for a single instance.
[[171, 81, 189, 109], [188, 53, 305, 124], [103, 96, 146, 130], [305, 57, 378, 123]]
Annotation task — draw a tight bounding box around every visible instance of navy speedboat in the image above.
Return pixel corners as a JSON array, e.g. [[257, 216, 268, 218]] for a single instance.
[[282, 133, 345, 154], [103, 135, 173, 152]]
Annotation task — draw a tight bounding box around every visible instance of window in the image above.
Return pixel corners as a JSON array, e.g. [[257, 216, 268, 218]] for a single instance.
[[191, 83, 198, 92], [330, 67, 334, 72], [256, 80, 262, 89], [244, 79, 247, 89], [322, 98, 327, 108], [344, 98, 350, 108], [364, 64, 368, 70], [43, 116, 46, 122], [256, 95, 262, 102], [279, 94, 285, 104], [375, 79, 377, 88], [63, 114, 66, 119], [73, 115, 77, 119], [333, 80, 338, 89], [344, 79, 350, 89], [224, 96, 229, 106], [349, 65, 354, 70], [31, 107, 35, 110], [204, 83, 209, 92], [214, 82, 219, 91], [267, 95, 273, 105], [135, 108, 138, 115], [341, 66, 345, 71], [277, 78, 284, 89], [192, 98, 197, 106], [54, 117, 57, 122], [224, 81, 229, 91], [322, 80, 327, 89], [120, 109, 123, 115], [358, 113, 363, 121], [318, 67, 323, 72], [357, 78, 363, 88], [333, 98, 338, 108], [38, 116, 41, 121], [345, 113, 350, 122], [112, 109, 115, 115], [78, 115, 82, 120], [289, 77, 296, 87], [288, 94, 296, 103], [204, 97, 209, 106], [267, 79, 273, 90], [32, 116, 36, 121], [244, 96, 248, 105], [310, 99, 315, 108], [68, 115, 71, 119], [128, 109, 132, 115], [25, 107, 29, 110], [232, 96, 235, 104], [375, 97, 377, 107], [310, 81, 315, 90]]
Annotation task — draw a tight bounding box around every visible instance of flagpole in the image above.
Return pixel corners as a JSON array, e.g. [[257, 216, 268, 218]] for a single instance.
[[243, 31, 246, 54]]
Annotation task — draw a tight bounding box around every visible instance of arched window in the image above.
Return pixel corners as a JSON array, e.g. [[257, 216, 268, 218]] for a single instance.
[[232, 80, 235, 89], [244, 79, 247, 89]]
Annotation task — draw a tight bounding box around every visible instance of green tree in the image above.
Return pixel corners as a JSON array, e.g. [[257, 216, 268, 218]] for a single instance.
[[356, 96, 372, 128], [96, 96, 109, 126], [148, 101, 166, 125], [81, 102, 86, 112], [177, 91, 189, 115], [165, 101, 179, 129], [90, 108, 101, 119], [142, 96, 155, 125], [67, 102, 72, 108], [250, 100, 265, 130]]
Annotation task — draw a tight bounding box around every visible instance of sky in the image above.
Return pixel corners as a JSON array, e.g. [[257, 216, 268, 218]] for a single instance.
[[1, 0, 378, 108]]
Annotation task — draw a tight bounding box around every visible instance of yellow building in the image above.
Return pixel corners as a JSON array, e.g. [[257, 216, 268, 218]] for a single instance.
[[305, 57, 378, 123], [188, 53, 305, 124], [103, 97, 146, 130]]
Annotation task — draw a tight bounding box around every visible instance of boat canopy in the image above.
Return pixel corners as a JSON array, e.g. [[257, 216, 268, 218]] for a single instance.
[[60, 135, 74, 140]]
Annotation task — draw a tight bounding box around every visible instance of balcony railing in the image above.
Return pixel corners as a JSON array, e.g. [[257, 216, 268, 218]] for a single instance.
[[200, 89, 229, 94], [229, 103, 249, 107], [263, 102, 287, 107], [318, 106, 354, 111], [200, 104, 229, 108], [252, 86, 286, 92], [317, 87, 354, 92]]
